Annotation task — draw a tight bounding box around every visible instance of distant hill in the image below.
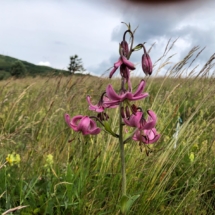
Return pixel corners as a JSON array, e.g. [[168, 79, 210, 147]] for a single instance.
[[0, 54, 71, 79]]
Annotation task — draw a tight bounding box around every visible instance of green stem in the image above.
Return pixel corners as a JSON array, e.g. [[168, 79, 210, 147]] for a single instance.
[[119, 103, 126, 196], [128, 32, 134, 60]]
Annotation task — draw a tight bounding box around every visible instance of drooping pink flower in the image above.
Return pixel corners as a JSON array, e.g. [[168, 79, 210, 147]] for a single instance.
[[104, 79, 148, 106], [64, 114, 101, 135], [109, 56, 135, 79], [133, 128, 160, 144], [124, 110, 157, 130], [142, 46, 152, 76]]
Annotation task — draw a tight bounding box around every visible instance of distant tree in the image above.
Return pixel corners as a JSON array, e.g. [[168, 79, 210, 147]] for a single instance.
[[10, 61, 27, 78], [68, 55, 85, 74]]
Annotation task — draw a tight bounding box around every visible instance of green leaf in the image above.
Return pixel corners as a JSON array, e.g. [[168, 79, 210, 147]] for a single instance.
[[123, 131, 135, 144], [132, 44, 143, 52], [128, 22, 131, 30], [120, 194, 140, 214], [103, 121, 119, 138], [121, 22, 130, 30]]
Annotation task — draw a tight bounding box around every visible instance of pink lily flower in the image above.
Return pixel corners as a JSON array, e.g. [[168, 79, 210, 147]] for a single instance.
[[133, 128, 160, 144], [109, 56, 135, 79], [104, 80, 148, 106], [64, 114, 101, 135], [124, 110, 157, 130], [142, 46, 153, 76]]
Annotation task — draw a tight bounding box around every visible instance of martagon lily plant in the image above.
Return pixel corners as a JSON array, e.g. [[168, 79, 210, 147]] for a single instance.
[[65, 23, 160, 214]]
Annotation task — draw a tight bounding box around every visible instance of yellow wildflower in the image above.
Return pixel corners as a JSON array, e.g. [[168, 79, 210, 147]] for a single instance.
[[6, 153, 21, 166]]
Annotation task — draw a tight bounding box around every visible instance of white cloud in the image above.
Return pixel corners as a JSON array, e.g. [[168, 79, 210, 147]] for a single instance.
[[38, 61, 51, 67]]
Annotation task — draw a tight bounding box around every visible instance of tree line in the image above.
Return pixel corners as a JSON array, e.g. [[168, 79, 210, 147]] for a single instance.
[[0, 55, 85, 80]]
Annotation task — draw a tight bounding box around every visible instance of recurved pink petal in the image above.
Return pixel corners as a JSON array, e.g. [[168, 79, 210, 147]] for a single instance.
[[109, 67, 118, 79], [64, 114, 71, 127], [70, 115, 85, 131], [132, 130, 142, 142], [106, 85, 121, 101], [86, 96, 104, 113], [103, 100, 120, 107], [109, 58, 123, 79], [120, 92, 133, 101], [103, 96, 118, 109], [129, 93, 149, 101], [121, 56, 135, 70], [114, 58, 123, 68], [143, 110, 157, 130], [147, 129, 156, 140], [77, 116, 91, 134], [87, 120, 101, 135], [124, 111, 142, 128], [143, 128, 160, 144], [133, 80, 146, 97]]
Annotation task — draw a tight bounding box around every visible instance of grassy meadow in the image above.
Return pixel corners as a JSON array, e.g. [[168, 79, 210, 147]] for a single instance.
[[1, 47, 215, 214]]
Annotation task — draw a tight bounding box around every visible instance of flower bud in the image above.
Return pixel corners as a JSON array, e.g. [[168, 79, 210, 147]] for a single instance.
[[125, 106, 131, 118], [121, 106, 125, 118], [131, 104, 138, 114], [120, 40, 129, 58], [97, 112, 109, 121], [142, 46, 152, 75]]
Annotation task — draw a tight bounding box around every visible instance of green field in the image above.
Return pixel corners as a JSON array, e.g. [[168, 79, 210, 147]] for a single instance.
[[1, 41, 215, 214]]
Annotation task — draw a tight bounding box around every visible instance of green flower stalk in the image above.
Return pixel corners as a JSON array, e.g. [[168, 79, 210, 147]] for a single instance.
[[119, 102, 127, 196], [64, 23, 160, 214]]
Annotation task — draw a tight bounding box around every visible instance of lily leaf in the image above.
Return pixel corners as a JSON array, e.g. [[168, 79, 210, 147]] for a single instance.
[[132, 44, 143, 52], [121, 22, 130, 30], [103, 121, 119, 138], [120, 194, 140, 214], [123, 131, 135, 144]]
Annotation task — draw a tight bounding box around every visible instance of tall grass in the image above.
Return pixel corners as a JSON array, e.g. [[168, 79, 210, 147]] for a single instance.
[[0, 44, 215, 214]]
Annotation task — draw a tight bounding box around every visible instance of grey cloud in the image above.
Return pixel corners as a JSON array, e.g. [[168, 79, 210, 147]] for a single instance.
[[110, 0, 215, 70], [169, 25, 215, 64], [111, 0, 212, 41], [82, 0, 215, 76]]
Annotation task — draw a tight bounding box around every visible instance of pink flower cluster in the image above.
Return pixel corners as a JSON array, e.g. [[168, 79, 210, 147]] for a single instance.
[[65, 27, 160, 146]]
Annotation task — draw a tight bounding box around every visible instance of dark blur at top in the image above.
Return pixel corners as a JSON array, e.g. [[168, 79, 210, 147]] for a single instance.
[[120, 0, 194, 5]]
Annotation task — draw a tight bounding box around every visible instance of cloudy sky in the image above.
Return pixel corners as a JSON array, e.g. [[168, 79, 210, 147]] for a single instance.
[[0, 0, 214, 76]]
